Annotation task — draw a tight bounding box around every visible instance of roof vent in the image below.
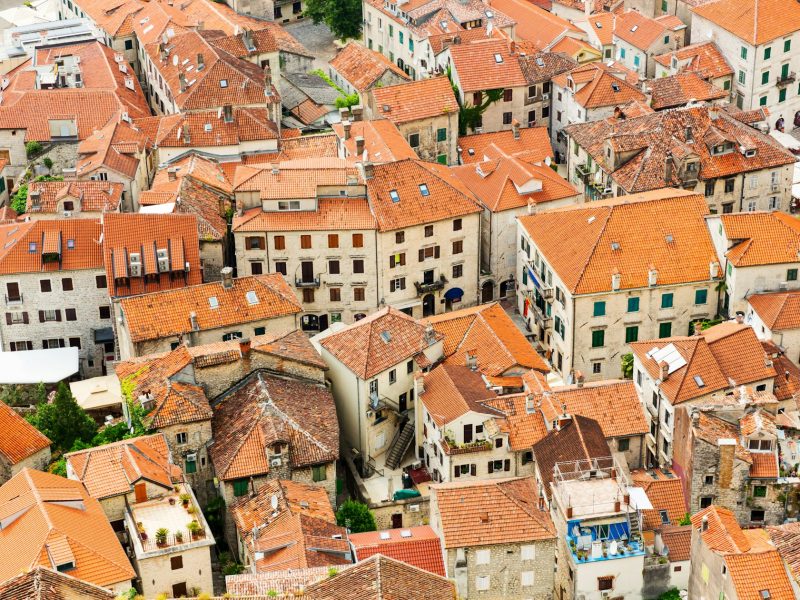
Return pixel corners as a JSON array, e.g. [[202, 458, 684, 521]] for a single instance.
[[611, 83, 620, 92], [610, 241, 620, 251], [665, 233, 674, 243]]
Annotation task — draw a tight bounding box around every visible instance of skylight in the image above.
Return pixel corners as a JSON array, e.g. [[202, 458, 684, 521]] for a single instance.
[[220, 79, 228, 88], [536, 57, 545, 67], [631, 25, 638, 32], [419, 184, 429, 196], [389, 189, 400, 203], [400, 529, 412, 537], [494, 53, 503, 64], [611, 83, 620, 92], [209, 296, 219, 309], [380, 331, 392, 343], [665, 233, 674, 243], [66, 239, 75, 249], [246, 291, 259, 305], [694, 375, 705, 388], [379, 532, 391, 540], [611, 241, 620, 251], [595, 21, 602, 28]]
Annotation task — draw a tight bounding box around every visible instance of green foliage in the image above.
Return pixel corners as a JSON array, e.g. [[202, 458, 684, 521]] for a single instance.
[[454, 87, 504, 135], [34, 174, 63, 182], [335, 499, 376, 533], [155, 527, 169, 544], [0, 383, 47, 407], [304, 0, 362, 40], [50, 457, 67, 477], [42, 157, 53, 170], [25, 141, 42, 158], [310, 68, 347, 95], [658, 589, 681, 600], [219, 551, 245, 576], [621, 353, 634, 379], [327, 567, 339, 578], [11, 183, 28, 214], [27, 382, 96, 454], [335, 93, 360, 109], [679, 513, 692, 526]]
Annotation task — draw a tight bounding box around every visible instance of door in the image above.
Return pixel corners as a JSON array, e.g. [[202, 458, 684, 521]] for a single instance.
[[391, 513, 403, 528], [5, 282, 19, 302], [319, 314, 329, 332], [422, 294, 435, 317], [463, 424, 473, 444], [500, 280, 509, 298], [399, 393, 407, 413], [481, 281, 494, 303], [301, 261, 314, 283], [172, 583, 188, 598], [134, 482, 147, 503]]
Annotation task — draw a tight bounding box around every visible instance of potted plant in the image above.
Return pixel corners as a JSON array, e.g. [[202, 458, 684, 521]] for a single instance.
[[188, 520, 203, 539], [155, 528, 169, 547], [180, 493, 191, 508], [169, 497, 176, 505], [187, 505, 196, 515], [175, 530, 184, 544]]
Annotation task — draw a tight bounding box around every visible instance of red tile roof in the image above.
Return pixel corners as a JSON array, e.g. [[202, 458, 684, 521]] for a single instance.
[[329, 42, 410, 93], [692, 0, 800, 45], [419, 364, 502, 427], [76, 118, 150, 180], [118, 273, 301, 343], [0, 219, 103, 275], [372, 77, 458, 124], [653, 41, 733, 80], [691, 505, 752, 553], [233, 198, 376, 233], [0, 468, 135, 588], [553, 62, 645, 109], [488, 0, 580, 49], [0, 567, 115, 600], [331, 119, 417, 163], [449, 38, 527, 93], [630, 469, 687, 530], [614, 9, 685, 51], [458, 127, 554, 165], [649, 72, 728, 110], [768, 522, 800, 585], [349, 526, 446, 576], [659, 525, 691, 562], [720, 212, 800, 268], [27, 181, 123, 215], [725, 549, 797, 600], [432, 477, 555, 548], [0, 400, 50, 465]]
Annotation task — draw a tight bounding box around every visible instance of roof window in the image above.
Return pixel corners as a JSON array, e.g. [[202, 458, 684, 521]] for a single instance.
[[28, 242, 37, 253], [209, 296, 219, 309], [694, 375, 705, 388], [595, 21, 602, 28], [611, 83, 620, 92], [665, 233, 674, 243], [631, 25, 638, 32], [380, 532, 391, 540], [220, 79, 228, 88], [389, 189, 400, 203], [66, 239, 75, 249], [246, 290, 259, 305], [419, 184, 429, 196], [494, 53, 503, 64], [380, 331, 392, 343], [610, 241, 620, 251]]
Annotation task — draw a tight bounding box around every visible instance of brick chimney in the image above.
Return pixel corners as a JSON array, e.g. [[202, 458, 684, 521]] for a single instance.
[[717, 438, 736, 488], [575, 371, 584, 388], [659, 361, 669, 381], [239, 337, 251, 356], [221, 266, 233, 289], [512, 119, 520, 139], [355, 135, 365, 156], [342, 120, 351, 141]]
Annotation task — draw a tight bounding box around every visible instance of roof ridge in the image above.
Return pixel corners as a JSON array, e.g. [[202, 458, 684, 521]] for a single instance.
[[571, 206, 613, 293], [50, 525, 135, 578]]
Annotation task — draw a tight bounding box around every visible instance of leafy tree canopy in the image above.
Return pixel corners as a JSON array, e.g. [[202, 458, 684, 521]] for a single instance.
[[305, 0, 362, 40], [336, 499, 377, 533], [27, 382, 97, 455]]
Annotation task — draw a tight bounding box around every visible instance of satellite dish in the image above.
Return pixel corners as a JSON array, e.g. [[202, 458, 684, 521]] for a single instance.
[[544, 156, 552, 166], [271, 494, 278, 511]]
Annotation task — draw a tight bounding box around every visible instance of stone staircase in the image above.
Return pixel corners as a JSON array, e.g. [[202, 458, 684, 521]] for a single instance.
[[385, 418, 414, 471]]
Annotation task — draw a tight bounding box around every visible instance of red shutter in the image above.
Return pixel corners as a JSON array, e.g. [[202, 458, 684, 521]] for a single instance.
[[400, 253, 405, 266], [434, 245, 441, 259], [22, 312, 28, 324], [38, 310, 45, 323], [4, 313, 10, 325], [55, 310, 62, 322], [488, 461, 494, 474], [504, 459, 511, 472], [418, 249, 425, 262]]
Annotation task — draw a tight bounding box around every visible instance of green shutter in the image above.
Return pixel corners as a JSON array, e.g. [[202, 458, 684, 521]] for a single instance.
[[593, 301, 606, 317], [185, 458, 197, 474], [437, 128, 447, 142], [591, 330, 605, 348], [788, 269, 798, 281], [785, 39, 792, 52], [661, 293, 674, 309], [627, 297, 639, 312], [659, 322, 672, 338], [764, 47, 771, 60], [780, 88, 787, 103], [695, 289, 708, 305], [762, 71, 770, 85], [625, 326, 639, 343], [233, 478, 249, 497]]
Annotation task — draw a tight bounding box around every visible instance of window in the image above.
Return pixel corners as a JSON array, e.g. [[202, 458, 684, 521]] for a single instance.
[[328, 234, 339, 248], [254, 326, 266, 336], [476, 549, 491, 565], [521, 571, 535, 587], [250, 261, 263, 275], [96, 275, 107, 288], [390, 277, 406, 292], [99, 306, 111, 319], [725, 178, 735, 194], [453, 264, 463, 278], [40, 279, 51, 293], [738, 70, 745, 85], [765, 46, 772, 60], [661, 293, 674, 309], [329, 260, 340, 275], [592, 362, 602, 374], [424, 225, 433, 237], [753, 485, 767, 498], [593, 301, 606, 317], [503, 112, 512, 125], [598, 576, 613, 591], [503, 88, 513, 102], [785, 38, 792, 52], [68, 337, 81, 349], [704, 475, 714, 485], [453, 218, 462, 231], [627, 297, 640, 312], [788, 269, 798, 281], [475, 576, 490, 591], [222, 331, 243, 341], [751, 509, 765, 522], [62, 278, 73, 291], [762, 70, 770, 85], [65, 308, 77, 321], [274, 235, 286, 250], [275, 261, 287, 275], [389, 253, 405, 268], [352, 233, 364, 248], [233, 478, 249, 497], [779, 88, 787, 103], [695, 289, 708, 305], [473, 92, 482, 105], [312, 464, 327, 482], [618, 438, 630, 451], [408, 133, 420, 148], [700, 496, 713, 508], [395, 231, 405, 244], [740, 46, 748, 59], [330, 288, 341, 302], [354, 287, 365, 302], [176, 432, 188, 445], [436, 128, 447, 142], [625, 326, 639, 343], [389, 369, 397, 384], [705, 181, 715, 197], [300, 235, 312, 249], [664, 35, 669, 44], [591, 330, 605, 348], [246, 236, 265, 250], [659, 322, 672, 338], [634, 55, 640, 68], [452, 240, 463, 254], [419, 184, 429, 196], [353, 259, 364, 274]]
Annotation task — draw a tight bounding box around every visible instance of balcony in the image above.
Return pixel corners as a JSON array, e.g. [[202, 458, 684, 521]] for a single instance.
[[776, 72, 796, 87], [439, 437, 492, 456], [567, 529, 645, 564], [295, 276, 320, 288], [575, 163, 592, 182], [525, 261, 553, 300], [414, 274, 446, 295], [532, 303, 553, 329], [4, 293, 22, 306]]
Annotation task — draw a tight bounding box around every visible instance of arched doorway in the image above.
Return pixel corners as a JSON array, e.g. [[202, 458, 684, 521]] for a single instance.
[[500, 280, 513, 298], [422, 294, 435, 317], [481, 281, 494, 303]]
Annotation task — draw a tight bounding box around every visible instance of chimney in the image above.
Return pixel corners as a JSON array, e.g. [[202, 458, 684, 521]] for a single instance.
[[424, 323, 437, 345], [271, 162, 280, 175], [509, 39, 516, 55], [339, 107, 351, 122], [511, 119, 520, 139], [465, 351, 477, 371], [197, 53, 205, 71], [648, 266, 658, 286], [239, 337, 251, 356], [362, 161, 374, 180], [264, 64, 272, 89], [611, 271, 621, 291], [709, 261, 719, 279], [355, 135, 365, 156], [556, 414, 572, 430], [179, 73, 187, 92], [694, 321, 703, 336], [525, 394, 536, 414], [351, 104, 364, 122], [735, 311, 745, 324], [575, 371, 584, 388], [342, 120, 352, 141], [167, 168, 177, 181], [221, 266, 233, 289], [664, 156, 673, 182], [189, 311, 199, 331], [717, 438, 736, 488], [415, 371, 425, 395], [659, 361, 669, 381], [182, 125, 190, 144]]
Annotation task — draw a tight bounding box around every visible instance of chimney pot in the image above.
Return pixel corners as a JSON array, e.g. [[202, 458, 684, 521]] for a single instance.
[[342, 120, 352, 141], [355, 135, 365, 156], [511, 119, 520, 139], [735, 311, 745, 324], [221, 266, 233, 289], [659, 361, 669, 380]]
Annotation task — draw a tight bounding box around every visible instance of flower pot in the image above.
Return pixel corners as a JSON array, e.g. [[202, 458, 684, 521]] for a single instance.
[[169, 498, 176, 505]]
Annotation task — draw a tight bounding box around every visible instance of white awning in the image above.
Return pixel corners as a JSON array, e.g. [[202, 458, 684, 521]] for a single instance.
[[0, 347, 79, 384], [626, 486, 653, 511], [389, 298, 421, 310]]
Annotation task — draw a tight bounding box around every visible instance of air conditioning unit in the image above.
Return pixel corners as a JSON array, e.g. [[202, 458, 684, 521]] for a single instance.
[[542, 92, 550, 100], [186, 452, 197, 462], [156, 248, 169, 273], [271, 458, 282, 467], [129, 263, 142, 277], [408, 504, 420, 512]]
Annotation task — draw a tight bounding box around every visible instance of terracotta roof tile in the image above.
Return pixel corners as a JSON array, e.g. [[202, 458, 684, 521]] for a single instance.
[[66, 433, 180, 499], [27, 181, 123, 215], [367, 159, 481, 231], [329, 42, 410, 93], [234, 198, 376, 233], [0, 566, 115, 600], [419, 364, 502, 427], [76, 118, 150, 180], [0, 219, 103, 275], [331, 119, 419, 163], [720, 212, 800, 268], [449, 38, 526, 93], [519, 190, 717, 295], [659, 524, 691, 562], [431, 477, 555, 548], [481, 393, 548, 450], [654, 41, 733, 80], [749, 452, 779, 478], [751, 292, 800, 331], [0, 469, 135, 587], [209, 25, 312, 59], [584, 12, 616, 45], [226, 567, 336, 596], [726, 549, 796, 600], [768, 522, 800, 585], [518, 50, 578, 83], [458, 127, 553, 165], [614, 9, 684, 51], [488, 0, 580, 48], [426, 302, 550, 375], [210, 371, 338, 480], [348, 526, 445, 576], [649, 72, 728, 110], [692, 0, 800, 45], [118, 273, 301, 343], [630, 469, 687, 530], [303, 554, 455, 600], [691, 505, 752, 553], [692, 411, 752, 463], [233, 158, 359, 200], [0, 400, 50, 464], [372, 77, 458, 124], [763, 341, 800, 401], [553, 62, 646, 110]]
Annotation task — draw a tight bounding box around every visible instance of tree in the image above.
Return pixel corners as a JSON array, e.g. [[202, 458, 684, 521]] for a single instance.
[[10, 183, 28, 214], [620, 353, 634, 379], [28, 382, 96, 454], [305, 0, 362, 40], [336, 499, 376, 533]]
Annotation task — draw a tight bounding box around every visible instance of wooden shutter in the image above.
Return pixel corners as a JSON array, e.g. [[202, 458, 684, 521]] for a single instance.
[[22, 312, 28, 324], [504, 459, 511, 472], [454, 467, 460, 478], [400, 253, 405, 266], [434, 245, 440, 259], [58, 339, 65, 347], [38, 310, 45, 323], [55, 310, 62, 322], [470, 464, 476, 476], [419, 249, 425, 262], [4, 313, 10, 325], [488, 461, 494, 474], [390, 254, 396, 268]]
